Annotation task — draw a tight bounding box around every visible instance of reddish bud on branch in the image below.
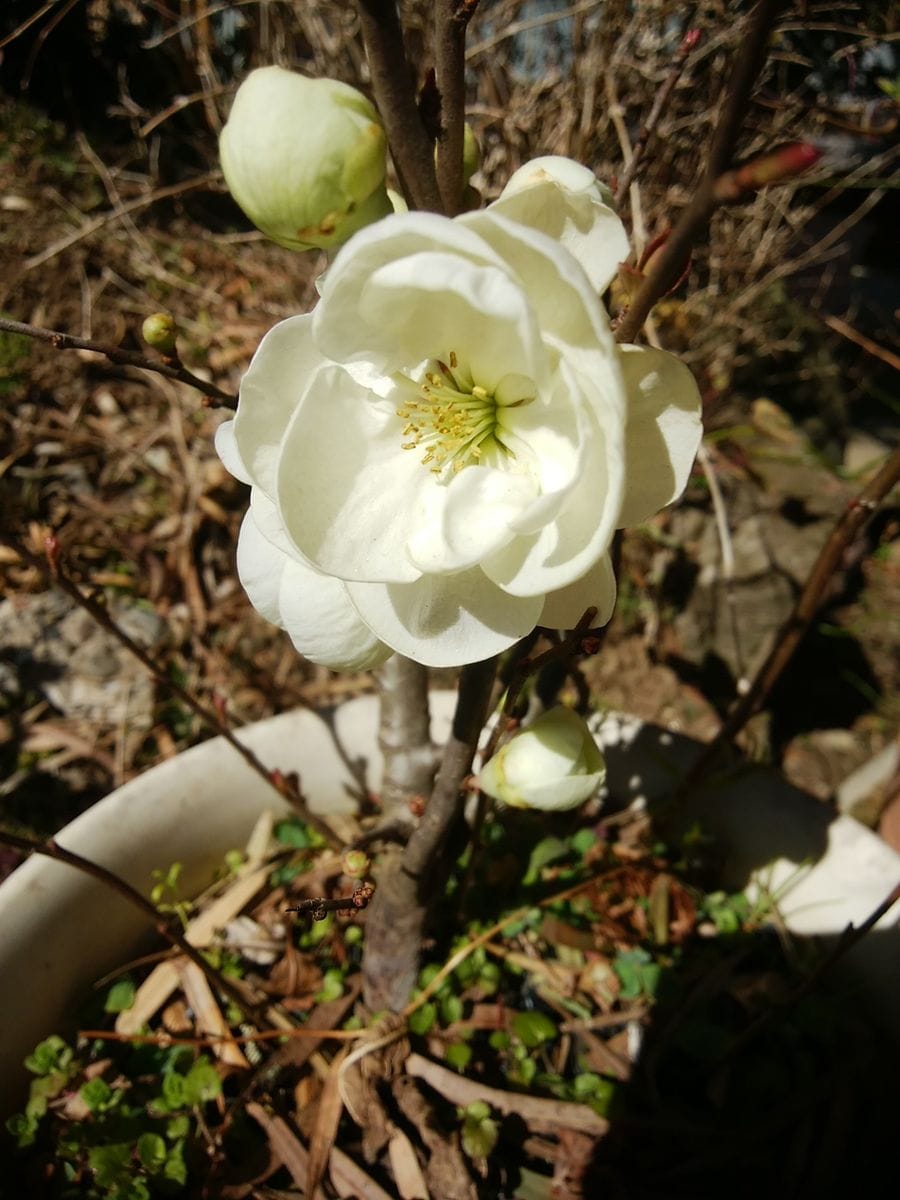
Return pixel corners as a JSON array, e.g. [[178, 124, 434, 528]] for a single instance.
[[680, 29, 702, 53], [44, 535, 61, 576], [715, 142, 822, 201]]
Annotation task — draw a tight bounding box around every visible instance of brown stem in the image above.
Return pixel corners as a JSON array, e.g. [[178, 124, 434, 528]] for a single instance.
[[375, 656, 437, 821], [286, 884, 375, 918], [0, 316, 236, 409], [357, 0, 443, 213], [682, 446, 900, 793], [362, 656, 498, 1011], [0, 829, 277, 1031], [434, 0, 472, 215], [614, 0, 785, 345], [0, 533, 341, 849]]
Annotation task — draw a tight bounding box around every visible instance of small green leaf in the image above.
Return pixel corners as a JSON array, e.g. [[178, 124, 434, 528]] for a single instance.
[[571, 828, 598, 858], [161, 1071, 186, 1110], [523, 836, 570, 886], [166, 1113, 190, 1140], [80, 1077, 116, 1113], [104, 978, 137, 1014], [461, 1112, 498, 1159], [315, 968, 345, 1003], [444, 1042, 472, 1071], [512, 1011, 558, 1048], [163, 1142, 188, 1185], [440, 994, 464, 1026], [137, 1131, 167, 1172], [24, 1034, 73, 1076], [5, 1110, 39, 1148], [274, 818, 312, 848], [408, 1002, 437, 1036], [182, 1058, 222, 1105], [465, 1101, 492, 1121], [88, 1143, 132, 1187]]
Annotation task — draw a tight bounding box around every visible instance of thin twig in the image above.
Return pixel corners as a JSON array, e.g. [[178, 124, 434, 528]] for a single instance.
[[482, 606, 599, 766], [0, 316, 236, 409], [0, 829, 276, 1031], [0, 533, 341, 849], [286, 885, 375, 919], [356, 0, 443, 212], [682, 446, 900, 792], [822, 313, 900, 373], [614, 0, 786, 344]]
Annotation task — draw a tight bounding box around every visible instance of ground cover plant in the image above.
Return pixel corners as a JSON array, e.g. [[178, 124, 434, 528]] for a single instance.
[[1, 1, 898, 1197]]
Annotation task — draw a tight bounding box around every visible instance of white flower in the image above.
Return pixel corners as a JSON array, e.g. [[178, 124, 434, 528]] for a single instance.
[[476, 706, 606, 811], [217, 157, 702, 670], [219, 67, 391, 252]]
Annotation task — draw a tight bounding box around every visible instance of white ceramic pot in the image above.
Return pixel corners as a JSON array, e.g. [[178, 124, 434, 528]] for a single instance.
[[1, 695, 897, 1116]]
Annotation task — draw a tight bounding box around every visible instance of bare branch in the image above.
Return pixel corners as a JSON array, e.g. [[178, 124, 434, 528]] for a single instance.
[[357, 0, 443, 212], [434, 0, 473, 215], [0, 316, 237, 409]]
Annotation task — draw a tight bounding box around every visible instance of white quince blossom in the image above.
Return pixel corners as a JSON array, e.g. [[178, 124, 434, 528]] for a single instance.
[[217, 156, 702, 670], [476, 706, 606, 811]]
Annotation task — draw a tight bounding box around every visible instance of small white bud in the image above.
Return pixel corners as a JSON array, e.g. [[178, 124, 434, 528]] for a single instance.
[[476, 707, 606, 812]]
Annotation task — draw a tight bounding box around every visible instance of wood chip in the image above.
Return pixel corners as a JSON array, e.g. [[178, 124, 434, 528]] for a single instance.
[[177, 958, 248, 1069], [405, 1052, 609, 1138]]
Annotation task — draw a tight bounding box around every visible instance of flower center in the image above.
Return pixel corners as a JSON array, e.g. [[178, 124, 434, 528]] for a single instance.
[[396, 352, 516, 477]]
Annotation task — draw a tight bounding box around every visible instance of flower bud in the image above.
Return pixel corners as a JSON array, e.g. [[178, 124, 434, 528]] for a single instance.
[[341, 849, 371, 880], [219, 66, 392, 252], [476, 707, 606, 812], [141, 312, 177, 354]]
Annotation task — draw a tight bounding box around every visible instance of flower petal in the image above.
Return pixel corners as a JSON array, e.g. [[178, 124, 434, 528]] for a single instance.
[[617, 344, 703, 528], [539, 553, 617, 628], [215, 418, 252, 485], [345, 570, 543, 668], [235, 314, 327, 496], [278, 566, 392, 672], [314, 211, 506, 370], [237, 508, 390, 671], [482, 371, 620, 596], [489, 156, 629, 292], [357, 251, 546, 391], [275, 366, 424, 584], [407, 466, 538, 575]]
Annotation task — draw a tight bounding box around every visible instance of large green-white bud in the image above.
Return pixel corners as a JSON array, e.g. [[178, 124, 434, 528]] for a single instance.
[[219, 66, 392, 252], [476, 707, 606, 812]]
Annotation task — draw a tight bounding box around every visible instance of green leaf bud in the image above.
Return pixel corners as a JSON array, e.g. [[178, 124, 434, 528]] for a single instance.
[[141, 313, 177, 354]]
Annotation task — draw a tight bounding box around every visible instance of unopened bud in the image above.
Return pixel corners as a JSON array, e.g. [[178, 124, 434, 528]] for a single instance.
[[142, 313, 177, 355], [736, 142, 821, 189], [717, 142, 822, 201], [476, 706, 606, 812], [219, 66, 392, 252], [342, 849, 370, 880]]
